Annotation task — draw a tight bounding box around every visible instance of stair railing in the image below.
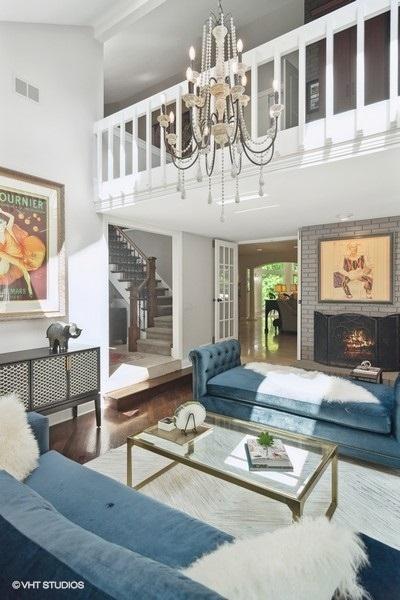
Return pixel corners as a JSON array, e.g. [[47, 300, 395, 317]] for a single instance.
[[114, 226, 158, 352]]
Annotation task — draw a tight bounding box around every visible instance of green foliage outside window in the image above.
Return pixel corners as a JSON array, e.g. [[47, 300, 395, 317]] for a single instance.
[[261, 262, 297, 300]]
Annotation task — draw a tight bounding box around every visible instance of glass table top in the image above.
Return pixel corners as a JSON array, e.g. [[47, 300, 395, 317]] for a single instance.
[[133, 413, 337, 500]]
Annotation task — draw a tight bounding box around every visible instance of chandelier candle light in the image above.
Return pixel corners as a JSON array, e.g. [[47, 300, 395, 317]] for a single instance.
[[158, 0, 284, 222]]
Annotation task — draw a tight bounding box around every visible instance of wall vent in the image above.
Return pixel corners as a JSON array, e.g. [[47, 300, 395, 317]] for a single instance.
[[15, 77, 39, 103]]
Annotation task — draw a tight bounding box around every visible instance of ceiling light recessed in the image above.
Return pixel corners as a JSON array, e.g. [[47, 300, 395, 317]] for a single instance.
[[336, 213, 354, 222], [234, 204, 280, 214], [216, 193, 269, 206]]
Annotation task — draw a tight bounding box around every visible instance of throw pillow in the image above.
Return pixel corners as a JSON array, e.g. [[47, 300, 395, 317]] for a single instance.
[[184, 517, 368, 600], [0, 394, 39, 481]]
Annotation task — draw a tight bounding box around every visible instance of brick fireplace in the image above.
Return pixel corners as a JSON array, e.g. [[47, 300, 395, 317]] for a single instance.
[[300, 215, 400, 363]]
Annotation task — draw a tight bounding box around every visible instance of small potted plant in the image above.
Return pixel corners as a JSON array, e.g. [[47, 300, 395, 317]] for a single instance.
[[257, 431, 274, 448]]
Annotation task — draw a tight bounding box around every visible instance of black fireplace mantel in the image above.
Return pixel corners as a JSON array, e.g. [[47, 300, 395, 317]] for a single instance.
[[314, 312, 400, 370]]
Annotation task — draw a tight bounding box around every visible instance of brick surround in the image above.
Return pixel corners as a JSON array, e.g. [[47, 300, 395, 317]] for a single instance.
[[300, 216, 400, 360]]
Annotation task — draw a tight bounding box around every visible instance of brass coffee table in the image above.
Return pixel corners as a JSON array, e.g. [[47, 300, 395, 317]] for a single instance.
[[127, 413, 338, 521]]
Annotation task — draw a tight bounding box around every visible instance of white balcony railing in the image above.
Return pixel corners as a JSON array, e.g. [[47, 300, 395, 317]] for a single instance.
[[94, 0, 400, 211]]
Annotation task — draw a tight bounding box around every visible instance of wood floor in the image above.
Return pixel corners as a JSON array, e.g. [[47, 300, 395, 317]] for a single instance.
[[50, 316, 296, 464]]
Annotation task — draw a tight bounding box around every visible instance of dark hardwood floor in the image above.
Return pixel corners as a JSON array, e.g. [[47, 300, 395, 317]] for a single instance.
[[50, 376, 191, 464]]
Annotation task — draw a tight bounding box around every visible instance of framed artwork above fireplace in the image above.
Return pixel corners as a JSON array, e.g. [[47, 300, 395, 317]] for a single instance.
[[319, 234, 393, 304]]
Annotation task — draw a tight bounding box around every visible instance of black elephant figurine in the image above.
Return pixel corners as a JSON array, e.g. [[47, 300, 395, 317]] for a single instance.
[[46, 322, 82, 353]]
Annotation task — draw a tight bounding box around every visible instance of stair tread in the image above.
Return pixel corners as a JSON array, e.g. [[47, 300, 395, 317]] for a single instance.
[[146, 327, 173, 333], [140, 338, 171, 347]]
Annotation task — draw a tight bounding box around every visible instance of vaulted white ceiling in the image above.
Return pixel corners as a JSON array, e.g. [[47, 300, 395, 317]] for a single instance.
[[0, 0, 304, 108], [0, 0, 118, 27], [104, 0, 303, 107]]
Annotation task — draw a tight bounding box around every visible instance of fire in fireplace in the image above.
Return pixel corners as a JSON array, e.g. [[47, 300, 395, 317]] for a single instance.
[[314, 312, 400, 370], [344, 329, 375, 359]]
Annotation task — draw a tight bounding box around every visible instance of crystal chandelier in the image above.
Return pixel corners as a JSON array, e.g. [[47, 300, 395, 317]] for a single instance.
[[158, 0, 284, 222]]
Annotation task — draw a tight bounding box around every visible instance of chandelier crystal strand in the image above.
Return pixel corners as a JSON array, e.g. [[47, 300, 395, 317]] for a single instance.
[[220, 149, 225, 222], [158, 0, 284, 219]]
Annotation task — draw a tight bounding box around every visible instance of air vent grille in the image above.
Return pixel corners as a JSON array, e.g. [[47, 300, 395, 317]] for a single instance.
[[15, 77, 39, 103]]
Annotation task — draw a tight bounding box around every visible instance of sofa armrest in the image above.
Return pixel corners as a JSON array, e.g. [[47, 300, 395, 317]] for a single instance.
[[189, 340, 241, 400], [28, 412, 49, 455]]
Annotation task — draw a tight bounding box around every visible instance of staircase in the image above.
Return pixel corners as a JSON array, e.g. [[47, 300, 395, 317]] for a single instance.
[[108, 225, 172, 356]]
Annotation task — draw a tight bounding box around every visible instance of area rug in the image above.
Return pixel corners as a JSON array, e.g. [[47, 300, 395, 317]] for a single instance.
[[86, 444, 400, 549]]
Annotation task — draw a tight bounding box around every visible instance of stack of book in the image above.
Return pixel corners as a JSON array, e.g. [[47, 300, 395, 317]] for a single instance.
[[139, 424, 213, 456], [245, 437, 292, 471]]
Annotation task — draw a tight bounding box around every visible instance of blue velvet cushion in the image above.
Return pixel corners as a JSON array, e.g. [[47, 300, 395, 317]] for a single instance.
[[207, 366, 394, 435], [359, 534, 400, 600], [27, 412, 49, 455], [26, 451, 233, 569], [0, 471, 224, 600]]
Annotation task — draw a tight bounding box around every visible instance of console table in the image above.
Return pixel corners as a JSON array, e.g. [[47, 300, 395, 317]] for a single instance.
[[0, 345, 101, 427]]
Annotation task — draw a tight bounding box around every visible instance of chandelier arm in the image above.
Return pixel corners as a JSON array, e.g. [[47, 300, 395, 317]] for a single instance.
[[238, 117, 278, 156], [240, 140, 275, 167], [165, 140, 198, 162], [238, 105, 279, 152], [205, 141, 217, 177], [170, 148, 200, 171]]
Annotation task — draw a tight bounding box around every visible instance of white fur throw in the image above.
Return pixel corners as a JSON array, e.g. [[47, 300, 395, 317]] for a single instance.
[[0, 394, 39, 481], [244, 362, 378, 404], [184, 517, 368, 600]]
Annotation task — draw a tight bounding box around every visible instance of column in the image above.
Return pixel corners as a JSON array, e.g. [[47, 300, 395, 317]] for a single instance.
[[247, 267, 256, 322]]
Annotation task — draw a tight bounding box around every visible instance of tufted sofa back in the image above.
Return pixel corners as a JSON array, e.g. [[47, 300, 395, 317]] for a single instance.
[[189, 340, 241, 400]]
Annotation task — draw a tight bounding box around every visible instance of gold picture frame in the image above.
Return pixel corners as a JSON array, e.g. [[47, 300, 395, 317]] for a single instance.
[[319, 234, 393, 304], [0, 167, 66, 320]]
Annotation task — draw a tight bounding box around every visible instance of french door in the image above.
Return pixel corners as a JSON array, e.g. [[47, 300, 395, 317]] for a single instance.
[[214, 239, 238, 342]]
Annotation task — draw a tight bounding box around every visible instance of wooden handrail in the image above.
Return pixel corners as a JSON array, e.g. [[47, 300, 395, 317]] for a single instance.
[[113, 226, 158, 351], [114, 226, 148, 263]]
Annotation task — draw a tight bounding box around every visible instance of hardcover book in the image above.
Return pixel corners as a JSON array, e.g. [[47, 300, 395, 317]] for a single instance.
[[245, 438, 292, 469]]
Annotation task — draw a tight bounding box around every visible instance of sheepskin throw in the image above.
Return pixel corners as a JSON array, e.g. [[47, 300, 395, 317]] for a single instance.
[[244, 362, 378, 404], [0, 394, 39, 481], [184, 517, 368, 600]]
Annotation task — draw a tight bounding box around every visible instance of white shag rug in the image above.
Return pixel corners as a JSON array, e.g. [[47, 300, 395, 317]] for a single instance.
[[86, 443, 400, 551], [244, 362, 378, 404]]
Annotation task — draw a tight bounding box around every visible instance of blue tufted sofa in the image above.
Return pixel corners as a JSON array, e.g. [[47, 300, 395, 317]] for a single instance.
[[189, 339, 400, 469], [1, 412, 400, 599]]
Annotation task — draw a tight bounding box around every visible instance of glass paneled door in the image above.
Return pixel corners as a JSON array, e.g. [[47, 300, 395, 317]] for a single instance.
[[214, 239, 238, 342]]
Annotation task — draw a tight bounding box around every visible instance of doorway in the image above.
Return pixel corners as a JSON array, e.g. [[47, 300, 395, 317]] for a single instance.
[[238, 239, 298, 365], [107, 224, 180, 391]]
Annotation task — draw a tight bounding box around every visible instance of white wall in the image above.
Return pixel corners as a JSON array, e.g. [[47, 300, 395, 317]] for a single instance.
[[181, 232, 213, 362], [0, 24, 108, 384]]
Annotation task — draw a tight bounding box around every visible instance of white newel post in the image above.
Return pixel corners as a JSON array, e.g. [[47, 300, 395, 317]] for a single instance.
[[96, 128, 102, 196], [326, 18, 334, 141], [356, 4, 365, 135], [274, 51, 281, 132], [146, 104, 152, 190], [390, 0, 399, 126], [298, 35, 306, 149], [120, 116, 126, 178], [251, 55, 258, 139], [107, 125, 113, 182]]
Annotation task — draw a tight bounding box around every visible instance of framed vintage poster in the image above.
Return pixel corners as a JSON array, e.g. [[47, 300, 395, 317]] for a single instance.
[[319, 233, 393, 304], [0, 167, 66, 320], [319, 234, 393, 304]]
